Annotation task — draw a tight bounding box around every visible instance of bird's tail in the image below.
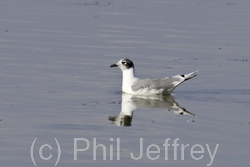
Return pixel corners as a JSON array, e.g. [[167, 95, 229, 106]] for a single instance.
[[183, 70, 199, 81]]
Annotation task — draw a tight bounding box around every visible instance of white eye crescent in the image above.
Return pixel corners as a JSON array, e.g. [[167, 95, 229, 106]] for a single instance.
[[122, 61, 127, 65]]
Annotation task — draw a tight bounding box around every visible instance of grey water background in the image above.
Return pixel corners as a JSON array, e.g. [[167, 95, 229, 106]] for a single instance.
[[0, 0, 250, 166]]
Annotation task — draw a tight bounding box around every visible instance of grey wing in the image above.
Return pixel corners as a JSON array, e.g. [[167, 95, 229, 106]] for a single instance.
[[132, 75, 185, 92]]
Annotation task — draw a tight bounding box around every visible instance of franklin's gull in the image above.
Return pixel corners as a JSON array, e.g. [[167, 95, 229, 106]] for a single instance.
[[110, 58, 198, 95]]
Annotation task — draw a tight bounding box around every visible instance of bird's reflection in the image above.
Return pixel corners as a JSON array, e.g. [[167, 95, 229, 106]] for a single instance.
[[108, 93, 196, 127]]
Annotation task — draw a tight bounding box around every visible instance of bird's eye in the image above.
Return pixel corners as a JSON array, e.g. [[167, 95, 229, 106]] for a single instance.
[[122, 61, 127, 65]]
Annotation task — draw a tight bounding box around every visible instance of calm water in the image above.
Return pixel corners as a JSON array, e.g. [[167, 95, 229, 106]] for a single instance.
[[0, 0, 250, 167]]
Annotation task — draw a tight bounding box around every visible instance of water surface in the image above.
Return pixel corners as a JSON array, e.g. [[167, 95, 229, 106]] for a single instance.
[[0, 0, 250, 167]]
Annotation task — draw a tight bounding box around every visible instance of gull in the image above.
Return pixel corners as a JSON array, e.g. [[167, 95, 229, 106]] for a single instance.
[[110, 58, 198, 95]]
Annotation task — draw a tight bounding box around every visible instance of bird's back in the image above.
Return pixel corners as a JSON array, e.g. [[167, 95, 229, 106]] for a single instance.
[[131, 75, 185, 95]]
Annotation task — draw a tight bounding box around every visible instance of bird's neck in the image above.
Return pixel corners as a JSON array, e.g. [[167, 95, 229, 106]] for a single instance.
[[122, 68, 136, 92], [122, 68, 136, 81]]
